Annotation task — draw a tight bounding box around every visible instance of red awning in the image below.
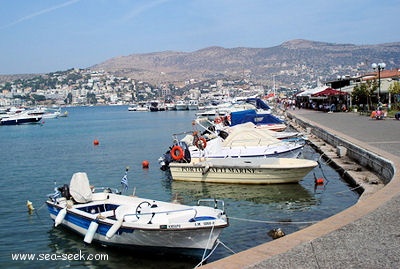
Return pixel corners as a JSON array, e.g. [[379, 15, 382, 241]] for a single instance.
[[311, 88, 348, 97]]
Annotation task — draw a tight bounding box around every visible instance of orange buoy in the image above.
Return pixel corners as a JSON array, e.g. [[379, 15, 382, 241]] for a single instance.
[[315, 177, 324, 185], [93, 139, 99, 146], [142, 160, 149, 169]]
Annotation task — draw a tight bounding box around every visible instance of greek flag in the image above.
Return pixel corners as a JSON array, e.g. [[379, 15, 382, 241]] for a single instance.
[[121, 172, 128, 191]]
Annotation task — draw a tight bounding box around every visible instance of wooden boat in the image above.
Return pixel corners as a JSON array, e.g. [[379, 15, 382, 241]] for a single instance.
[[169, 157, 318, 184], [46, 172, 228, 258]]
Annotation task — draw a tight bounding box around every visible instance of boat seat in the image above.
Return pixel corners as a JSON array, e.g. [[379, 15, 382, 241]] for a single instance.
[[115, 205, 138, 222]]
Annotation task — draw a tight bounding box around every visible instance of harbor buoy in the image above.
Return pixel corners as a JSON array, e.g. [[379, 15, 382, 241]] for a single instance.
[[93, 139, 99, 146], [54, 208, 67, 227], [84, 220, 99, 244], [315, 177, 324, 185], [142, 160, 149, 168], [26, 200, 34, 213]]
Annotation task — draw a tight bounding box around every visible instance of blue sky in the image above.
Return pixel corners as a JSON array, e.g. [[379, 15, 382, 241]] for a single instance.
[[0, 0, 398, 75]]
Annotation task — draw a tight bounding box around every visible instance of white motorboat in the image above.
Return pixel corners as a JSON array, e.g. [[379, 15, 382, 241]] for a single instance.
[[128, 102, 149, 111], [159, 124, 305, 170], [46, 172, 228, 258], [196, 98, 271, 121], [188, 100, 199, 110], [175, 100, 188, 111], [169, 157, 318, 184], [0, 110, 42, 125]]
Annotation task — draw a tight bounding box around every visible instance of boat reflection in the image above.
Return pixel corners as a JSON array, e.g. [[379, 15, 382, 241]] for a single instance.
[[170, 181, 316, 207], [46, 227, 199, 268]]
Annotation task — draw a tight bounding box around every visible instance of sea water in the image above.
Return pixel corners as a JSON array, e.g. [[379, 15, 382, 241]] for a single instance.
[[0, 105, 359, 269]]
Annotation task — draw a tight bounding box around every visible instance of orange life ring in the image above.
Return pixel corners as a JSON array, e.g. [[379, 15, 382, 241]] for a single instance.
[[170, 145, 184, 161], [214, 117, 223, 124], [194, 136, 207, 149]]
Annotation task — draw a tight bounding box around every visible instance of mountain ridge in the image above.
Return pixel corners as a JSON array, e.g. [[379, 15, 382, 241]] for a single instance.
[[92, 39, 400, 86]]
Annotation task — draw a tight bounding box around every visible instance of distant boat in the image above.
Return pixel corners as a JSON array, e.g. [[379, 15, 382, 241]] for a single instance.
[[196, 98, 271, 121], [128, 102, 149, 112], [149, 100, 165, 112], [188, 100, 199, 110], [1, 110, 42, 125], [169, 157, 318, 184], [175, 100, 188, 111]]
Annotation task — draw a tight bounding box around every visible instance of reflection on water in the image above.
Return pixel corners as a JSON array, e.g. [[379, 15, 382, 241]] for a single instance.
[[47, 228, 197, 269], [170, 181, 316, 206]]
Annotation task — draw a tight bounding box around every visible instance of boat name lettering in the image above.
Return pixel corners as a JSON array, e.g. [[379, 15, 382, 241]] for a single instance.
[[167, 224, 181, 229], [180, 167, 255, 174]]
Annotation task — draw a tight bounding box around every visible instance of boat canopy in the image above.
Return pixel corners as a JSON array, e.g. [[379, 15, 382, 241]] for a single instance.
[[230, 109, 284, 126], [69, 172, 93, 203], [222, 125, 280, 147], [245, 98, 271, 110]]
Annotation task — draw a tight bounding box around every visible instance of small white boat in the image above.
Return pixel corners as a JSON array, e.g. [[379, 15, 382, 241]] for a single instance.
[[46, 172, 228, 258], [169, 157, 318, 184]]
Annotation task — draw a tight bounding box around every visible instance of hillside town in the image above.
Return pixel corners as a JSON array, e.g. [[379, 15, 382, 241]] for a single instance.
[[0, 68, 273, 108], [0, 66, 399, 114]]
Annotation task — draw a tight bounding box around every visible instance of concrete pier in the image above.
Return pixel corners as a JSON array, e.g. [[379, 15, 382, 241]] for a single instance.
[[202, 109, 400, 268]]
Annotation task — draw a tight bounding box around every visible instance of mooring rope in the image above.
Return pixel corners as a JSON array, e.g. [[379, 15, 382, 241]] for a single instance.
[[228, 216, 319, 225], [194, 239, 236, 268]]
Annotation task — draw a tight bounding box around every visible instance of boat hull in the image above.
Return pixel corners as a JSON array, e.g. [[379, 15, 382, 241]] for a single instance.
[[169, 157, 318, 184], [1, 115, 42, 125], [46, 193, 228, 258]]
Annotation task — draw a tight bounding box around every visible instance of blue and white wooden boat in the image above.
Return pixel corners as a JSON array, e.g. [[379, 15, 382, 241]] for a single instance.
[[46, 172, 228, 258]]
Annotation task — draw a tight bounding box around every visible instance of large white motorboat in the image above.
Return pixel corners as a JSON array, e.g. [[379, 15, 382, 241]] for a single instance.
[[0, 110, 42, 125], [169, 157, 318, 184], [158, 121, 305, 170], [46, 172, 228, 258]]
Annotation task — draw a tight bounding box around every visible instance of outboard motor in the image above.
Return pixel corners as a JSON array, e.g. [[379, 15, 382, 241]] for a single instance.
[[58, 184, 71, 200]]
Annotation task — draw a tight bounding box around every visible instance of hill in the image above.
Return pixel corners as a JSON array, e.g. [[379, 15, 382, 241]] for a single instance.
[[92, 39, 400, 87]]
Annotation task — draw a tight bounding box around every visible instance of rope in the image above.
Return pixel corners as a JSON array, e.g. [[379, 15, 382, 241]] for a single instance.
[[194, 239, 236, 268], [228, 216, 319, 225], [196, 224, 216, 268]]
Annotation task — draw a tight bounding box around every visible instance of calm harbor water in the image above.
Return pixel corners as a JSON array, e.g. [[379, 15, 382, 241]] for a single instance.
[[0, 105, 359, 269]]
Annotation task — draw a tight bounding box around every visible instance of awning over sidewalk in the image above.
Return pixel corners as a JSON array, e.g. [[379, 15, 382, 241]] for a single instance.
[[311, 87, 348, 97]]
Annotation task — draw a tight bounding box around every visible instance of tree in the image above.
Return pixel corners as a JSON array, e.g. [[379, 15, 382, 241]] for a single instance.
[[86, 92, 97, 105], [389, 81, 400, 110], [65, 92, 73, 104], [352, 80, 377, 111]]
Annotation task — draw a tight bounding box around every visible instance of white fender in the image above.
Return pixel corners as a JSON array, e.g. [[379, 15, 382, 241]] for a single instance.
[[54, 208, 67, 227], [83, 221, 99, 244], [106, 218, 123, 239]]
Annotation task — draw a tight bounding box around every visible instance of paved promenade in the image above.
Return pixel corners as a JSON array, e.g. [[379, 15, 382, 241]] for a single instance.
[[203, 110, 400, 269]]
